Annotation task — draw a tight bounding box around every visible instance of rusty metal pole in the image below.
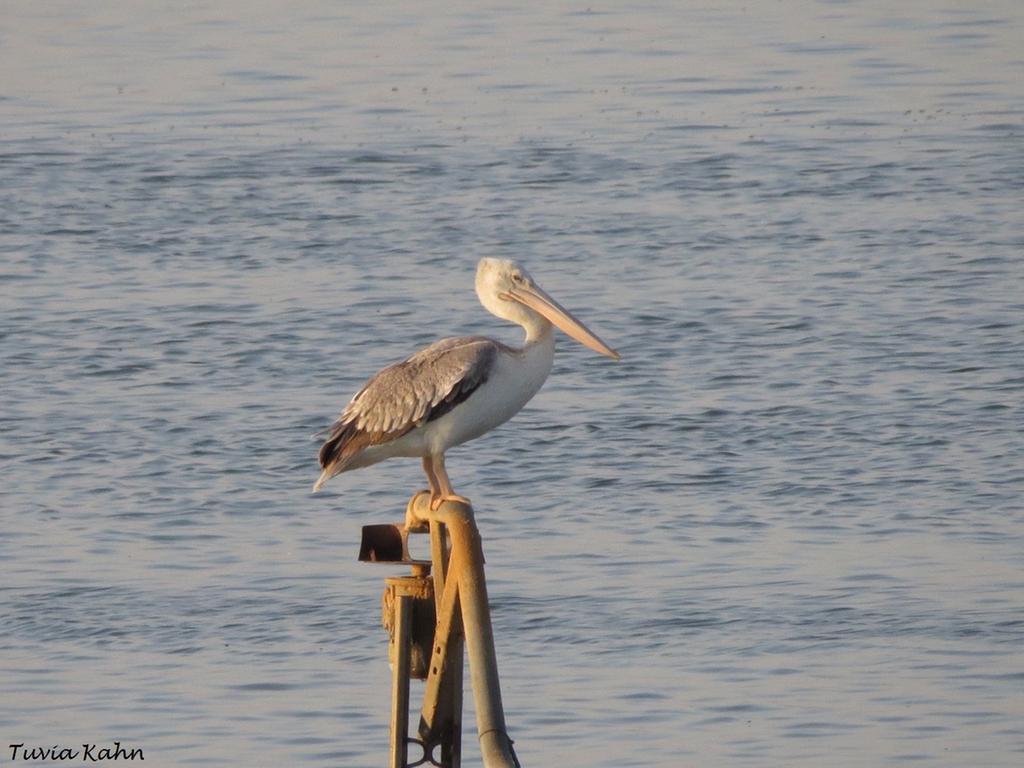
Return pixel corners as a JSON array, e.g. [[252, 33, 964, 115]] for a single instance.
[[387, 578, 413, 768], [423, 517, 463, 767], [433, 522, 465, 768], [411, 494, 519, 768]]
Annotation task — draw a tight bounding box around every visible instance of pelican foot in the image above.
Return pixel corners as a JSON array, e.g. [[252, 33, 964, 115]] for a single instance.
[[430, 493, 472, 511]]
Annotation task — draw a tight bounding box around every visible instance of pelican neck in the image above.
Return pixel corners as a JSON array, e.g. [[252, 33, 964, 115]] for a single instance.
[[522, 316, 554, 346]]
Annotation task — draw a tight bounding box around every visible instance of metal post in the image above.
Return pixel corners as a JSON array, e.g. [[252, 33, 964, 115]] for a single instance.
[[411, 495, 520, 768], [419, 522, 464, 767], [388, 581, 413, 768], [364, 493, 521, 768], [429, 518, 463, 767]]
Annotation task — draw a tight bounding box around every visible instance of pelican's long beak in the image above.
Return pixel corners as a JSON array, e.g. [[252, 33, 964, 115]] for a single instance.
[[503, 283, 620, 360]]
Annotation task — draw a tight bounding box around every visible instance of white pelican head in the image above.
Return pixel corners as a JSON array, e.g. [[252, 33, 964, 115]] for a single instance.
[[475, 258, 620, 360]]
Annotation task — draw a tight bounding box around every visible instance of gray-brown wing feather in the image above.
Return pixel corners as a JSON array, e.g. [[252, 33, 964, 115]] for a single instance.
[[318, 336, 499, 473]]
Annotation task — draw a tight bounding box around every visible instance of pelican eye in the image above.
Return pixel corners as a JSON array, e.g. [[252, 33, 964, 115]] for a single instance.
[[511, 272, 525, 285]]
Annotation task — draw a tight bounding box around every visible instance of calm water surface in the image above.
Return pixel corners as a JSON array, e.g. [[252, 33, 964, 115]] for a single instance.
[[2, 1, 1023, 766]]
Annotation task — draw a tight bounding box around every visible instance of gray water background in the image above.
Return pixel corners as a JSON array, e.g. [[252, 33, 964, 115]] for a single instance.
[[2, 1, 1022, 765]]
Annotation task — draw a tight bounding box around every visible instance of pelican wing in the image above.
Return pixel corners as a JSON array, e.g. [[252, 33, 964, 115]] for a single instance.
[[315, 336, 499, 485]]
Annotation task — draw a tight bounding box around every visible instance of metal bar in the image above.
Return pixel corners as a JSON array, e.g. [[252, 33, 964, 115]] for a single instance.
[[443, 633, 464, 768], [389, 589, 412, 768], [418, 545, 463, 740], [430, 520, 449, 614], [412, 495, 519, 768]]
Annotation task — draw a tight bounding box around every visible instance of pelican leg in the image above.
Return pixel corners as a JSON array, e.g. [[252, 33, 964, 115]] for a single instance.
[[429, 453, 472, 511], [422, 456, 441, 497]]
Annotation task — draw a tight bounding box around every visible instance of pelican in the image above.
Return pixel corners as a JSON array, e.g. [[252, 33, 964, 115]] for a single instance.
[[313, 258, 619, 508]]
